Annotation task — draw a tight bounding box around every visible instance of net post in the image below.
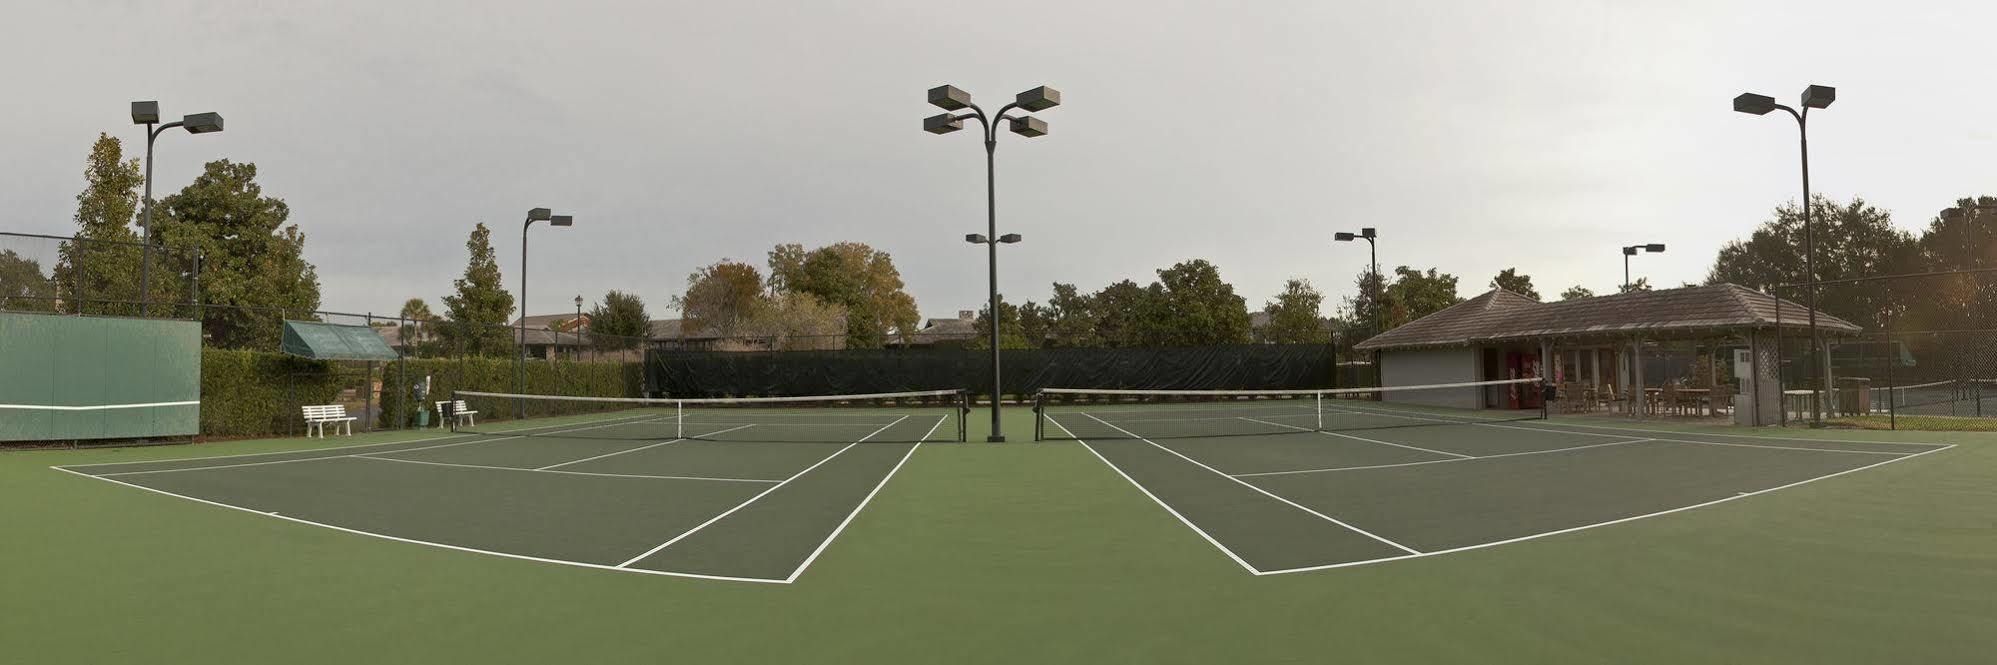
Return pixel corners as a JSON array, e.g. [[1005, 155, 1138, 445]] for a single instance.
[[1033, 391, 1045, 441], [958, 390, 971, 442], [1315, 392, 1324, 431], [446, 390, 458, 433], [676, 400, 684, 439]]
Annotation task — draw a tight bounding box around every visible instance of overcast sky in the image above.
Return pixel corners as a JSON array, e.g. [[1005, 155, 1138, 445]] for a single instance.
[[6, 1, 1992, 323]]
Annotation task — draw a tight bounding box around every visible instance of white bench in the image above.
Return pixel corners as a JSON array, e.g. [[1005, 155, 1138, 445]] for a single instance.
[[301, 404, 357, 438], [435, 400, 478, 429]]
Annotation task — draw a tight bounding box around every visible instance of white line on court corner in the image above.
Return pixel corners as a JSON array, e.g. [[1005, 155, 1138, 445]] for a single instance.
[[88, 415, 673, 477], [1229, 438, 1657, 478], [533, 424, 757, 470], [1082, 413, 1423, 556], [1052, 418, 1266, 575], [57, 412, 668, 471], [1237, 416, 1473, 459], [779, 415, 946, 583], [1246, 442, 1959, 576], [351, 455, 779, 483], [615, 415, 913, 569], [46, 466, 792, 584]]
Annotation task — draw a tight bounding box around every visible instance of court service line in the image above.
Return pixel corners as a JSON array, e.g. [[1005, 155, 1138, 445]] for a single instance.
[[780, 415, 947, 583], [1083, 414, 1422, 556], [616, 415, 912, 569], [353, 455, 779, 483], [47, 466, 790, 584], [1230, 438, 1657, 478], [89, 416, 675, 477], [1053, 419, 1265, 574], [1324, 401, 1948, 448], [1249, 442, 1958, 575], [533, 424, 758, 470], [1238, 417, 1474, 459], [1638, 437, 1916, 456], [53, 413, 665, 469]]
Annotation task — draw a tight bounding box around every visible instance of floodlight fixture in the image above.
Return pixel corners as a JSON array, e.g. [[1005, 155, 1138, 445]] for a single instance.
[[1334, 232, 1355, 241], [527, 207, 552, 221], [1008, 116, 1048, 137], [182, 112, 224, 133], [1015, 86, 1061, 111], [131, 101, 160, 124], [966, 233, 988, 244], [550, 215, 574, 227], [928, 85, 972, 111], [924, 113, 964, 135], [998, 233, 1022, 244], [1644, 243, 1665, 252], [1733, 92, 1778, 115], [1801, 85, 1835, 110]]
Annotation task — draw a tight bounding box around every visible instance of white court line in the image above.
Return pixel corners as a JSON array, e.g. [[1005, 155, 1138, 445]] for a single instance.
[[533, 424, 757, 470], [1053, 419, 1265, 574], [1250, 442, 1959, 575], [1639, 436, 1916, 456], [616, 415, 912, 569], [1083, 413, 1422, 555], [1238, 416, 1473, 459], [780, 415, 946, 583], [0, 400, 200, 411], [90, 416, 674, 477], [47, 466, 790, 584], [1230, 438, 1656, 478], [1325, 401, 1949, 448], [353, 455, 780, 483], [59, 413, 666, 471]]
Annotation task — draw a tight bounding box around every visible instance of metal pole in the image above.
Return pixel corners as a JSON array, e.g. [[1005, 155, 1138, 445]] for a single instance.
[[1369, 237, 1380, 387], [1623, 251, 1630, 291], [518, 220, 529, 418], [985, 127, 1004, 442], [139, 125, 159, 317], [1798, 111, 1825, 427], [365, 312, 374, 433]]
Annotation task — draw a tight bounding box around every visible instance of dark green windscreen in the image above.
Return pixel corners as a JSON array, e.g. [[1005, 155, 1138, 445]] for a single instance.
[[281, 320, 400, 361], [0, 312, 200, 441]]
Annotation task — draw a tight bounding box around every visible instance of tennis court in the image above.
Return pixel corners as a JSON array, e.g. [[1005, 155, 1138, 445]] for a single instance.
[[1036, 380, 1955, 574], [53, 390, 969, 583]]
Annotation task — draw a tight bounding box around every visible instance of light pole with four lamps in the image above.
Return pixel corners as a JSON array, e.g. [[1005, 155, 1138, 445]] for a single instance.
[[131, 101, 224, 317], [1734, 84, 1834, 427], [1621, 243, 1665, 290], [518, 208, 574, 417], [924, 83, 1061, 442]]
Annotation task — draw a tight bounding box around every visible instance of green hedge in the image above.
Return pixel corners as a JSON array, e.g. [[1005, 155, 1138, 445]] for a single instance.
[[200, 349, 642, 438]]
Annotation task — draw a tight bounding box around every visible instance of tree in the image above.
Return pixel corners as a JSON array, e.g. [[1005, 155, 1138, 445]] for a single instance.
[[436, 223, 514, 357], [1018, 300, 1051, 348], [1338, 267, 1390, 342], [970, 294, 1031, 350], [1908, 196, 1997, 329], [155, 159, 319, 348], [0, 250, 56, 312], [676, 260, 764, 339], [1619, 277, 1653, 294], [1490, 267, 1540, 300], [583, 290, 650, 351], [1383, 266, 1462, 328], [398, 298, 433, 342], [1042, 282, 1099, 347], [53, 134, 148, 315], [740, 291, 846, 351], [1262, 278, 1329, 344], [1090, 279, 1164, 346], [1558, 285, 1595, 301], [1149, 259, 1252, 346], [767, 242, 919, 348], [1706, 195, 1918, 331]]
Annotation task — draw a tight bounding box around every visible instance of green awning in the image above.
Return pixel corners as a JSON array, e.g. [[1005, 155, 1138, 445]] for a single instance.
[[281, 320, 401, 361]]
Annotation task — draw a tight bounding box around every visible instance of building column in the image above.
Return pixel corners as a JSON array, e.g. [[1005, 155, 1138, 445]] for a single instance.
[[1630, 337, 1645, 419]]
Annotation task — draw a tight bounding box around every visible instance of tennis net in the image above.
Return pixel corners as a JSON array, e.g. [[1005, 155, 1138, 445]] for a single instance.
[[1868, 379, 1997, 417], [1033, 378, 1547, 441], [452, 389, 970, 443]]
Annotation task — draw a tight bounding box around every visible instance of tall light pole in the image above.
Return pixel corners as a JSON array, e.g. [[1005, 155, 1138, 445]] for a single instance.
[[1334, 228, 1379, 382], [1621, 243, 1665, 290], [925, 83, 1061, 443], [1735, 84, 1834, 427], [518, 208, 573, 417], [131, 102, 223, 317], [574, 294, 585, 362]]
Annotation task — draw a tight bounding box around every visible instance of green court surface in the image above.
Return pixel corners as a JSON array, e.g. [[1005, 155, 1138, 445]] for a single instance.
[[5, 408, 1995, 663]]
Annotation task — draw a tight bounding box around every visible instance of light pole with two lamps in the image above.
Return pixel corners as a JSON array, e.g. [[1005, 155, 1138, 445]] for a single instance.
[[518, 208, 574, 417], [925, 83, 1061, 442], [131, 101, 224, 316], [1734, 84, 1834, 427], [1622, 243, 1665, 290]]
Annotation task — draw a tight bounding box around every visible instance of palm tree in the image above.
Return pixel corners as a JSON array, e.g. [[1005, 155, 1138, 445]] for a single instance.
[[399, 298, 434, 345]]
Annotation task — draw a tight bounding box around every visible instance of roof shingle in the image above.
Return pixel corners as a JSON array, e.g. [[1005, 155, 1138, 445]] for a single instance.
[[1355, 283, 1860, 351]]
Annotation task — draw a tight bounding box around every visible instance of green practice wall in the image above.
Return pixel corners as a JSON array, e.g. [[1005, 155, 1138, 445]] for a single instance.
[[0, 312, 201, 441]]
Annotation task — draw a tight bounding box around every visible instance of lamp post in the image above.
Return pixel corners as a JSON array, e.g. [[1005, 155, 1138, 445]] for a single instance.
[[131, 101, 224, 317], [1735, 84, 1834, 427], [1334, 228, 1379, 383], [518, 208, 573, 417], [574, 294, 585, 362], [925, 83, 1061, 443], [1621, 243, 1665, 290]]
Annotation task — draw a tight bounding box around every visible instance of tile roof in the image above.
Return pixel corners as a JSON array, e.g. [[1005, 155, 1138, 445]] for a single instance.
[[1355, 283, 1861, 351]]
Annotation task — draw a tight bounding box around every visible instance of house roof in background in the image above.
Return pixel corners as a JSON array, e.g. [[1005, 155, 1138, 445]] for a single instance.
[[1355, 284, 1862, 351]]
